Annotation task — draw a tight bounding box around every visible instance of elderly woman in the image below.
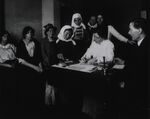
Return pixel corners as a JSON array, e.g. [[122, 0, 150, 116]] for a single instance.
[[71, 13, 86, 40], [71, 13, 87, 59], [56, 25, 77, 62]]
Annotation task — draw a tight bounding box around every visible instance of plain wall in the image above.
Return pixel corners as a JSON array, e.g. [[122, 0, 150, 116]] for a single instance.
[[0, 0, 4, 32], [5, 0, 42, 41], [60, 0, 143, 36], [4, 0, 146, 41], [42, 0, 61, 37], [42, 0, 54, 27]]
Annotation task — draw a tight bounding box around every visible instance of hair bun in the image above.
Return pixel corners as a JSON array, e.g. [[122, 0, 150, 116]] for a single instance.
[[44, 23, 54, 30]]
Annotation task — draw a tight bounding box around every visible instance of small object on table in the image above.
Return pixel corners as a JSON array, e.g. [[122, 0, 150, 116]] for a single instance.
[[103, 57, 106, 75], [58, 62, 67, 67]]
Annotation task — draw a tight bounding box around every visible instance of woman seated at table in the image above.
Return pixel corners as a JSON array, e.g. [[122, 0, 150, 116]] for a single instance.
[[56, 25, 77, 63], [16, 26, 43, 113], [80, 15, 115, 66], [80, 29, 114, 66], [0, 30, 17, 68], [0, 30, 18, 113], [17, 26, 43, 72]]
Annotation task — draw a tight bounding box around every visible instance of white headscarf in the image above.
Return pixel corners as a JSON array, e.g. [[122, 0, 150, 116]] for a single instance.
[[56, 25, 76, 45], [71, 13, 86, 29]]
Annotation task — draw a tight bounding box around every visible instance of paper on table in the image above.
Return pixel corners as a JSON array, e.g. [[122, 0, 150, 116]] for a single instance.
[[67, 63, 97, 73], [112, 64, 125, 69]]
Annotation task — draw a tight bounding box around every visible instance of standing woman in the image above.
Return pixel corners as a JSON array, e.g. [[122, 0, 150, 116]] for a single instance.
[[56, 25, 77, 62], [71, 13, 87, 59], [16, 26, 43, 114], [41, 23, 58, 70], [41, 23, 58, 106], [86, 16, 98, 47]]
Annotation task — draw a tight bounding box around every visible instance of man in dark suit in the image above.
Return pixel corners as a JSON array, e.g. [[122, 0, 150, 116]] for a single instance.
[[125, 18, 148, 111], [108, 18, 149, 118]]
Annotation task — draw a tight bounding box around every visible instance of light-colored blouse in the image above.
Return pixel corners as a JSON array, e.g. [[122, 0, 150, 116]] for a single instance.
[[82, 33, 114, 63], [0, 44, 16, 63]]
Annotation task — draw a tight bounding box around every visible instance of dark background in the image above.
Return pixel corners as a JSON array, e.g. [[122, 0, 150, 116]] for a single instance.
[[0, 0, 149, 39]]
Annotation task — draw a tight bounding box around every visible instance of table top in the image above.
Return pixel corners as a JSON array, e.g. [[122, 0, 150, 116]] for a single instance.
[[52, 62, 125, 73]]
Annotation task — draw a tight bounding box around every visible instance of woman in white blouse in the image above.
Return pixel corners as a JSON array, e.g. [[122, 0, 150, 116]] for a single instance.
[[0, 30, 17, 68], [80, 17, 115, 65], [80, 33, 114, 65]]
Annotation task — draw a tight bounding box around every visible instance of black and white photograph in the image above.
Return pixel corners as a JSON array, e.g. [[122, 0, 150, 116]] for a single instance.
[[0, 0, 149, 119]]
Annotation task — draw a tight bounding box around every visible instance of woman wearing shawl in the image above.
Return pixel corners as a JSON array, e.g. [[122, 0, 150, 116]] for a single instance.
[[56, 25, 77, 62], [71, 13, 87, 59]]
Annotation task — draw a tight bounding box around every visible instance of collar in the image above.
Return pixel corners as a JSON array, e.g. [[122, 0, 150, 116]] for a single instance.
[[137, 37, 144, 46], [87, 22, 98, 29]]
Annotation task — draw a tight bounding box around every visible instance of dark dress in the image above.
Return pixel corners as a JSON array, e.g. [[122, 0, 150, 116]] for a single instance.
[[55, 40, 84, 113], [16, 39, 44, 114], [16, 39, 42, 66], [41, 37, 58, 69], [72, 26, 88, 59], [86, 24, 97, 48], [56, 40, 77, 61], [96, 22, 108, 39]]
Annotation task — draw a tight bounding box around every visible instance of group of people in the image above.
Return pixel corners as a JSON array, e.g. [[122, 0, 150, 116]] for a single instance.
[[0, 12, 148, 118], [109, 18, 149, 117], [42, 13, 115, 68], [0, 26, 44, 115]]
